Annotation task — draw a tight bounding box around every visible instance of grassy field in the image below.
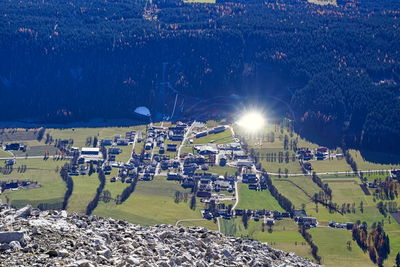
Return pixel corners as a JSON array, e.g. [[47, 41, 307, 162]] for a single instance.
[[180, 144, 195, 155], [310, 228, 374, 267], [201, 165, 237, 176], [0, 158, 67, 208], [115, 145, 132, 163], [94, 176, 218, 230], [48, 125, 146, 148], [220, 218, 312, 260], [310, 158, 352, 173], [272, 176, 345, 222], [0, 148, 11, 157], [67, 174, 99, 213], [236, 183, 283, 211], [349, 149, 400, 171], [193, 130, 233, 144], [0, 128, 39, 142]]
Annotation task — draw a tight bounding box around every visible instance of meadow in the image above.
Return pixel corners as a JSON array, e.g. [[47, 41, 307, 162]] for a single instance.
[[236, 183, 283, 211], [94, 176, 218, 230], [0, 158, 67, 208]]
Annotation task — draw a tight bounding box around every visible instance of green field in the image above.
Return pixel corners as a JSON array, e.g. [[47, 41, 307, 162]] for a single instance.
[[310, 158, 352, 173], [67, 174, 99, 213], [0, 148, 11, 157], [201, 165, 237, 176], [220, 218, 312, 260], [94, 176, 218, 230], [48, 125, 146, 148], [236, 183, 283, 211], [0, 158, 67, 208], [193, 130, 233, 144], [310, 228, 374, 267], [349, 149, 400, 171]]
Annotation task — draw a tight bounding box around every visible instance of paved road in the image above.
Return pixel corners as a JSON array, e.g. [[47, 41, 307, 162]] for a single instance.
[[263, 169, 395, 177], [231, 181, 239, 210], [177, 121, 196, 160], [0, 155, 72, 160], [126, 133, 138, 164]]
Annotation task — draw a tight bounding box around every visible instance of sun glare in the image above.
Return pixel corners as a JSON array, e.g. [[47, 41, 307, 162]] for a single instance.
[[237, 111, 266, 133]]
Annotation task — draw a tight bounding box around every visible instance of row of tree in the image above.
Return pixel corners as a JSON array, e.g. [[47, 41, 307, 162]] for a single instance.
[[60, 164, 74, 210], [352, 221, 390, 266], [85, 170, 106, 215]]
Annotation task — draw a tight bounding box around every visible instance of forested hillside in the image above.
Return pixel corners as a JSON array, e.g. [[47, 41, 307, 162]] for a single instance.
[[0, 0, 399, 153]]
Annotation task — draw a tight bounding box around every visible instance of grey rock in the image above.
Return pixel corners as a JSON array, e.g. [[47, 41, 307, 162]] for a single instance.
[[0, 231, 24, 243], [9, 241, 21, 251], [14, 205, 32, 218]]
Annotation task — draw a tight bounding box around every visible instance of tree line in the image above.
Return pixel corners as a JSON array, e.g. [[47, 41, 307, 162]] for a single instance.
[[85, 170, 106, 215]]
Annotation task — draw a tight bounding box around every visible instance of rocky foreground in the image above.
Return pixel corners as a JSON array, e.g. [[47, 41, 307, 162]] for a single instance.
[[0, 205, 320, 267]]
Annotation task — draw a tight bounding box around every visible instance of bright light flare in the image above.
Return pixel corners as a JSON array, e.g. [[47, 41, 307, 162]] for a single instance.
[[236, 111, 266, 133]]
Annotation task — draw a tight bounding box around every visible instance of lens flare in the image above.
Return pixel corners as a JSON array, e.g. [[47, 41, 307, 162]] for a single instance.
[[236, 111, 265, 133]]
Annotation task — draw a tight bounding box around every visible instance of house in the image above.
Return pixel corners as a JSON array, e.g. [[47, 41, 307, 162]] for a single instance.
[[201, 164, 209, 171], [237, 160, 253, 168], [214, 180, 230, 190], [293, 210, 307, 217], [182, 178, 196, 188], [5, 159, 15, 166], [208, 126, 225, 134], [248, 184, 258, 190], [145, 141, 153, 150], [302, 162, 313, 171], [242, 173, 258, 183], [297, 217, 317, 226], [4, 143, 20, 151], [219, 157, 227, 166], [233, 151, 249, 160], [167, 172, 181, 181], [167, 144, 177, 152], [169, 134, 184, 141], [265, 218, 275, 226], [185, 155, 206, 165], [197, 191, 211, 198], [116, 139, 129, 146], [183, 163, 198, 174], [81, 147, 100, 156], [195, 131, 208, 138], [108, 147, 121, 155], [235, 209, 244, 216], [101, 139, 113, 146], [113, 134, 121, 141], [159, 144, 165, 154], [195, 145, 218, 155]]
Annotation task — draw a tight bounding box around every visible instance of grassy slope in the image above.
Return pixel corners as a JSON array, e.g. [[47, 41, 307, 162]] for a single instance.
[[0, 148, 11, 157], [310, 158, 352, 173], [349, 149, 400, 171], [193, 130, 233, 144], [220, 218, 313, 261], [48, 126, 146, 148], [236, 183, 283, 211], [67, 174, 99, 214], [0, 158, 67, 208], [310, 228, 374, 267], [94, 176, 218, 230]]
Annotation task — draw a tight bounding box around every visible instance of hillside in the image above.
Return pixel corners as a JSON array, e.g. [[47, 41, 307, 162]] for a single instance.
[[0, 205, 319, 266], [0, 0, 399, 153]]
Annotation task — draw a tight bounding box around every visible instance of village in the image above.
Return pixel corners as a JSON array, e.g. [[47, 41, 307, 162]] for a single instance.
[[0, 121, 360, 229], [1, 119, 400, 266]]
